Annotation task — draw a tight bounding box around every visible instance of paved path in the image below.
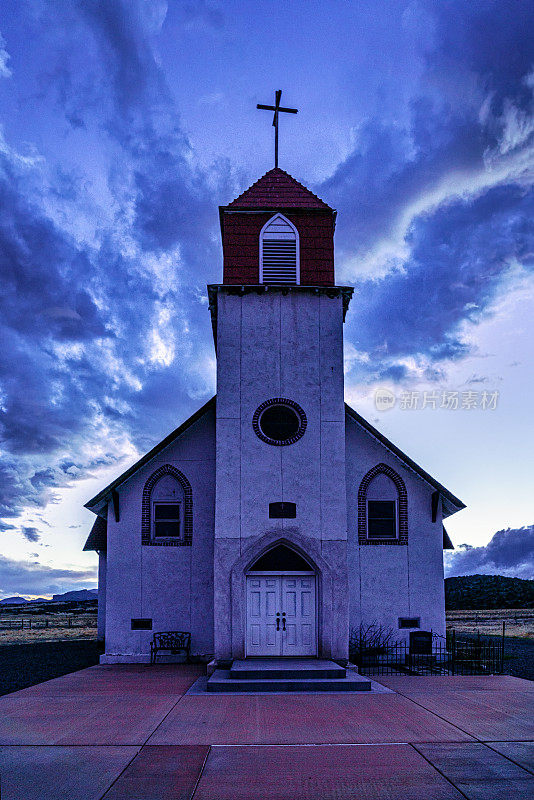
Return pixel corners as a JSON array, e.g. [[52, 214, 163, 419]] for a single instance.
[[0, 665, 532, 799]]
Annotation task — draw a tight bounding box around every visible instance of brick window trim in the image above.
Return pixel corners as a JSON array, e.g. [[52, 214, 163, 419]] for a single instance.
[[142, 464, 192, 547], [358, 463, 408, 546]]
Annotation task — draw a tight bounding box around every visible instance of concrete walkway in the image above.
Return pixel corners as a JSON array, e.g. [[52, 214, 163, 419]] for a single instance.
[[0, 665, 532, 799]]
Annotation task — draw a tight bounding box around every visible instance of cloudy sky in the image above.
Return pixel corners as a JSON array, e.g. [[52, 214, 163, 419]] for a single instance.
[[0, 0, 532, 597]]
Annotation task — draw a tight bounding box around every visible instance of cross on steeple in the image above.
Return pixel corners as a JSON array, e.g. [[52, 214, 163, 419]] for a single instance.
[[257, 90, 298, 168]]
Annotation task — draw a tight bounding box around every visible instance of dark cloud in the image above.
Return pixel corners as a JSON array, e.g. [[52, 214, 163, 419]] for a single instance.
[[0, 1, 218, 537], [430, 0, 534, 111], [41, 0, 222, 259], [344, 184, 533, 379], [21, 526, 40, 543], [1, 0, 532, 544], [0, 165, 108, 343], [445, 525, 534, 579], [0, 555, 96, 597], [318, 0, 534, 383], [322, 113, 483, 261]]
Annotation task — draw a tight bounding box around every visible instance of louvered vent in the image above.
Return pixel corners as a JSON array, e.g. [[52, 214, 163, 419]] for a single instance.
[[260, 215, 299, 285]]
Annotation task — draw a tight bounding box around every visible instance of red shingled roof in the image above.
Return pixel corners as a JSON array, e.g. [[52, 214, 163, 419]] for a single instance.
[[227, 168, 332, 210]]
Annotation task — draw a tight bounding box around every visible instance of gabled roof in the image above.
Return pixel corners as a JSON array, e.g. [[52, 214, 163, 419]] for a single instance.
[[83, 515, 107, 552], [84, 396, 216, 515], [345, 403, 465, 518], [225, 168, 332, 210], [84, 393, 463, 530]]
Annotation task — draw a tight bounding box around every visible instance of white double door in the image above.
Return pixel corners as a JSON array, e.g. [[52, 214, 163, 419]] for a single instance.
[[246, 574, 316, 657]]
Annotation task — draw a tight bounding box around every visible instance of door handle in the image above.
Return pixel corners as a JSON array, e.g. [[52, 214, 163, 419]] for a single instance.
[[276, 613, 280, 631], [282, 615, 286, 631]]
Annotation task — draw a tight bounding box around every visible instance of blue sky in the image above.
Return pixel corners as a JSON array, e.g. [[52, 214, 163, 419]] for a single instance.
[[0, 0, 533, 597]]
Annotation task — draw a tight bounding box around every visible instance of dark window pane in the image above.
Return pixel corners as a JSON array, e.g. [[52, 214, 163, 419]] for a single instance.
[[368, 501, 395, 519], [367, 500, 396, 539], [368, 518, 396, 538], [155, 504, 180, 520], [259, 405, 300, 441], [154, 520, 180, 538]]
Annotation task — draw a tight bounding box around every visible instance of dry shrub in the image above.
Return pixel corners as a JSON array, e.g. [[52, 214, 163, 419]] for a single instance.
[[349, 622, 397, 659]]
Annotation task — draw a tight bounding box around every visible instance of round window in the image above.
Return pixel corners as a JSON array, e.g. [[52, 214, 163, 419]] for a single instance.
[[252, 398, 307, 446]]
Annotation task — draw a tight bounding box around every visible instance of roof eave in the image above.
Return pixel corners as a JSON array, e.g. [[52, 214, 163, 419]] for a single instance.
[[83, 515, 108, 552], [220, 205, 334, 213], [443, 525, 454, 550], [345, 403, 466, 516], [84, 396, 216, 514]]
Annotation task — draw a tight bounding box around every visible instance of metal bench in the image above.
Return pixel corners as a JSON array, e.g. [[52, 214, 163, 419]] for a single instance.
[[150, 631, 191, 664]]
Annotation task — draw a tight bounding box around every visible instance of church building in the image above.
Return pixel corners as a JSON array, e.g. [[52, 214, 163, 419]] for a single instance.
[[84, 167, 464, 665]]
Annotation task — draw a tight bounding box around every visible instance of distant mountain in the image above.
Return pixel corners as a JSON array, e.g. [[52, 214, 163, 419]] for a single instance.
[[51, 589, 98, 601], [0, 596, 29, 605], [445, 575, 534, 609], [0, 589, 98, 605]]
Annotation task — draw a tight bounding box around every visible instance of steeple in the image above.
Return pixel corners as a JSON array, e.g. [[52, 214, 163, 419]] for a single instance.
[[219, 168, 336, 286]]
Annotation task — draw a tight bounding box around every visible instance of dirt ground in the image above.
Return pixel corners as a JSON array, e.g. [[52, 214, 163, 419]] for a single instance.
[[0, 640, 102, 696], [498, 635, 534, 681]]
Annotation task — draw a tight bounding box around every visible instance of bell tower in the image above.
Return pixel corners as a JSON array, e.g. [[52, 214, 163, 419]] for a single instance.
[[210, 168, 353, 662]]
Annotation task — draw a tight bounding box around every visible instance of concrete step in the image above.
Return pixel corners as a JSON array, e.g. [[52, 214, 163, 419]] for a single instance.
[[230, 658, 346, 680], [207, 669, 372, 693]]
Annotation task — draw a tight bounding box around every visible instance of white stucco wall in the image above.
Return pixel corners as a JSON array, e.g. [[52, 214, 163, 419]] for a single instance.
[[101, 406, 216, 662], [97, 285, 448, 664], [214, 289, 349, 660], [97, 552, 106, 642], [345, 414, 446, 642]]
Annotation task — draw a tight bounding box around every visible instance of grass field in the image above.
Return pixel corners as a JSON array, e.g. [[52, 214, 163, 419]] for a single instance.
[[0, 599, 97, 645], [446, 608, 534, 639], [1, 603, 532, 644], [0, 624, 98, 645], [445, 609, 534, 680]]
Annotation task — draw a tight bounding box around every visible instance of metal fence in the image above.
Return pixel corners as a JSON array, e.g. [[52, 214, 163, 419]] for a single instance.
[[0, 616, 97, 630], [354, 633, 505, 676]]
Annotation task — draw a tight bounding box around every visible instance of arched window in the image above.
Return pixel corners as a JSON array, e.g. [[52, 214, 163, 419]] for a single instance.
[[358, 463, 408, 545], [151, 474, 184, 540], [366, 474, 398, 539], [259, 214, 299, 285], [141, 465, 193, 546]]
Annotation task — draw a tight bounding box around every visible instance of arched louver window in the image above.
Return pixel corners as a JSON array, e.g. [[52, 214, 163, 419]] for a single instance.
[[260, 214, 299, 285]]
